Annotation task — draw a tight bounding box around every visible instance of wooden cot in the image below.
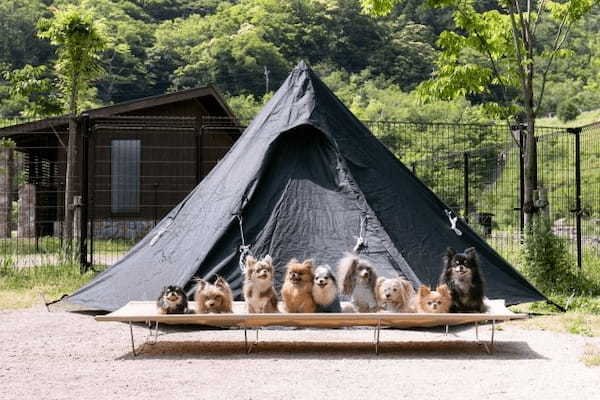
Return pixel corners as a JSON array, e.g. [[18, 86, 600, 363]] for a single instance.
[[96, 300, 527, 356]]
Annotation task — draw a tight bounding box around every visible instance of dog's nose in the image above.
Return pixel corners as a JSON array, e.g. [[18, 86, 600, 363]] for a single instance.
[[385, 293, 391, 298]]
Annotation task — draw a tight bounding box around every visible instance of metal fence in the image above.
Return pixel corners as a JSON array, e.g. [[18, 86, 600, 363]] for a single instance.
[[1, 118, 598, 274], [379, 122, 600, 270]]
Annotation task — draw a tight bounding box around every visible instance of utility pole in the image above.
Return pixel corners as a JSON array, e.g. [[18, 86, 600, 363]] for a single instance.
[[264, 66, 270, 94]]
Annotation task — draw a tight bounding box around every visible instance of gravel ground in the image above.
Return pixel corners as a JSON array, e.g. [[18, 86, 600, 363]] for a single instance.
[[1, 305, 598, 400]]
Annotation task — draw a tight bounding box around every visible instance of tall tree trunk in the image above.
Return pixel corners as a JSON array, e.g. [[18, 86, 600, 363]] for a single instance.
[[523, 55, 538, 226], [63, 80, 79, 251], [523, 115, 538, 226]]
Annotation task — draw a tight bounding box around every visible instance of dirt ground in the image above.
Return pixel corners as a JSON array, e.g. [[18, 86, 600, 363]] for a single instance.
[[1, 305, 598, 400]]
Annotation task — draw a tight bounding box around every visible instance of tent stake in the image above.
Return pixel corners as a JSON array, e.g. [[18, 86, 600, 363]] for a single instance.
[[129, 321, 137, 357]]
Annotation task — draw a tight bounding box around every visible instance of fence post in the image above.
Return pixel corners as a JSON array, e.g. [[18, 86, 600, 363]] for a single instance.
[[463, 152, 470, 223], [568, 127, 583, 269], [79, 114, 90, 271], [153, 182, 159, 226], [195, 118, 203, 184], [519, 125, 525, 234], [0, 145, 13, 238]]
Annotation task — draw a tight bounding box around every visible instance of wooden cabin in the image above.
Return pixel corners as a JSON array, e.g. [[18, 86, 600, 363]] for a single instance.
[[0, 86, 242, 240]]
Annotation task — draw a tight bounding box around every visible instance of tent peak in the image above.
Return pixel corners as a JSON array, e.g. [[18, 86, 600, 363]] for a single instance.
[[294, 60, 310, 71]]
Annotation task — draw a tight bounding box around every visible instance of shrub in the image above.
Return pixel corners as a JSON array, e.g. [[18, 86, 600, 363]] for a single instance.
[[557, 99, 580, 122], [520, 217, 591, 295]]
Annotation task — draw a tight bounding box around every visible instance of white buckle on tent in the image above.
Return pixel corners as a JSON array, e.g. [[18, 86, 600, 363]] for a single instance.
[[150, 219, 174, 246], [445, 210, 462, 236]]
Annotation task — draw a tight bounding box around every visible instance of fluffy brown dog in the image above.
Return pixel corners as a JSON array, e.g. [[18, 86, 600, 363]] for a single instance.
[[281, 259, 316, 313], [375, 277, 415, 312], [243, 255, 278, 313], [194, 276, 233, 313], [411, 284, 451, 313], [338, 253, 379, 313]]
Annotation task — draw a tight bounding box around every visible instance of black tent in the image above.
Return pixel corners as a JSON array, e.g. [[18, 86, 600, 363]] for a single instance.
[[68, 61, 546, 311]]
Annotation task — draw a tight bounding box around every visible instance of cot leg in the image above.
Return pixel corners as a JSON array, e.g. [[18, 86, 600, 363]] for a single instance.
[[374, 320, 381, 355], [255, 329, 259, 345], [129, 321, 137, 357], [444, 324, 449, 336], [145, 321, 159, 345], [244, 329, 255, 354], [475, 321, 491, 354], [490, 320, 496, 354]]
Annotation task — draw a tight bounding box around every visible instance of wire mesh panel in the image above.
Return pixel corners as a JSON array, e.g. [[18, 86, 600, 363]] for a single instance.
[[579, 123, 600, 268], [88, 117, 197, 267], [0, 136, 73, 269], [86, 116, 242, 267], [1, 118, 598, 276]]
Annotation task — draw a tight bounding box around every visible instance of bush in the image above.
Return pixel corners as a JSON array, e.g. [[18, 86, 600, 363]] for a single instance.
[[557, 99, 580, 122], [520, 217, 591, 295]]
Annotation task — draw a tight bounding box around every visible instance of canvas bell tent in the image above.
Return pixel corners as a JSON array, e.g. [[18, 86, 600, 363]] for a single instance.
[[67, 61, 546, 311]]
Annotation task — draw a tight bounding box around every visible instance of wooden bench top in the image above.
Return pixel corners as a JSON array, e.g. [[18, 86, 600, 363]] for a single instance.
[[96, 301, 527, 329]]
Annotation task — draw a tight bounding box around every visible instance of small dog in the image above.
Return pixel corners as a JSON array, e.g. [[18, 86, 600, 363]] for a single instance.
[[338, 253, 378, 313], [281, 259, 317, 313], [194, 276, 233, 314], [243, 255, 278, 313], [312, 264, 342, 313], [439, 247, 486, 313], [156, 285, 189, 314], [411, 285, 452, 313], [375, 277, 415, 313]]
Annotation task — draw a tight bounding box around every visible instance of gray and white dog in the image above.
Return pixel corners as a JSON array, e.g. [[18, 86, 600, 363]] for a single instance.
[[338, 253, 379, 313], [312, 264, 342, 313]]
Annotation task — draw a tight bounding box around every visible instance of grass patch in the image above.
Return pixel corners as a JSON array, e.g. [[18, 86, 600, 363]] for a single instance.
[[0, 263, 103, 310], [507, 311, 600, 337], [582, 344, 600, 367], [537, 108, 600, 127]]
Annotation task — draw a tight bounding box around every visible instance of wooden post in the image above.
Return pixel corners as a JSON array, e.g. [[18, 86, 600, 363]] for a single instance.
[[0, 146, 14, 238]]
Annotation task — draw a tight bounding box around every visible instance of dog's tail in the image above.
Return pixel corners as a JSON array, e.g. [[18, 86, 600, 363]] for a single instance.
[[337, 253, 359, 296]]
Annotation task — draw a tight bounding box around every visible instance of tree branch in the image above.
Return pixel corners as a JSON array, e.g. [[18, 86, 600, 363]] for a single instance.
[[532, 0, 547, 39], [454, 5, 510, 105], [535, 21, 573, 115], [507, 2, 531, 112]]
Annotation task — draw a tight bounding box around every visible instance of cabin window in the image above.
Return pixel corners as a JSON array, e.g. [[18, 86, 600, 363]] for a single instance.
[[111, 139, 140, 214]]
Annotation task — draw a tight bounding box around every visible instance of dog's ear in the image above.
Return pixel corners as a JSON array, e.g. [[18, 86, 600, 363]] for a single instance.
[[418, 285, 431, 297], [302, 259, 314, 270], [446, 247, 456, 259], [370, 266, 379, 292], [194, 279, 207, 291], [400, 279, 415, 306], [437, 284, 450, 298], [340, 256, 358, 295], [263, 255, 273, 266], [375, 277, 385, 298], [244, 256, 257, 279], [465, 247, 477, 260], [325, 265, 337, 285], [245, 256, 257, 268], [214, 276, 230, 290]]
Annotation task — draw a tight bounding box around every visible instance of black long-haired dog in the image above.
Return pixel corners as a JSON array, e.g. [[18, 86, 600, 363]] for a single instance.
[[156, 285, 189, 314], [439, 247, 486, 313]]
